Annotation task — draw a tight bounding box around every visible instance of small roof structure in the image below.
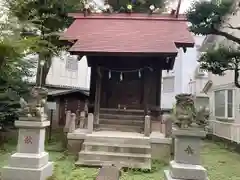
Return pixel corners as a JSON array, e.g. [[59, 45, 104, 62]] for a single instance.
[[48, 89, 89, 97], [61, 13, 194, 56], [46, 84, 89, 97]]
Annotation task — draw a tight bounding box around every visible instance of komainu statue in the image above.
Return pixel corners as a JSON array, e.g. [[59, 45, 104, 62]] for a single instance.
[[19, 86, 48, 120], [173, 93, 210, 128], [174, 94, 195, 128]]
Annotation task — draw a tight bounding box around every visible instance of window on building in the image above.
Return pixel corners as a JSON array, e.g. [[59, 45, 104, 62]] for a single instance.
[[162, 76, 175, 93], [214, 89, 234, 118], [65, 56, 78, 71]]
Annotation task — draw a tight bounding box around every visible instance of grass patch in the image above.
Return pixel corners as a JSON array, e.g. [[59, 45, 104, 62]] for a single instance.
[[202, 140, 240, 180], [1, 132, 240, 180]]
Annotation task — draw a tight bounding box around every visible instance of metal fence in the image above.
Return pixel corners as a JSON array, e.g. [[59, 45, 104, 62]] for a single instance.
[[208, 120, 240, 143]]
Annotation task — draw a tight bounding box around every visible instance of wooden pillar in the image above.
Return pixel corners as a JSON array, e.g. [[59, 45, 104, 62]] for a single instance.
[[94, 66, 102, 126], [156, 69, 163, 132], [89, 66, 96, 113], [143, 69, 149, 115], [156, 68, 162, 107]]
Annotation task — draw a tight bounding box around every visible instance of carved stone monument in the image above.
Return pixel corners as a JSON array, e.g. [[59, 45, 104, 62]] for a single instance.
[[164, 94, 209, 180], [2, 87, 53, 180]]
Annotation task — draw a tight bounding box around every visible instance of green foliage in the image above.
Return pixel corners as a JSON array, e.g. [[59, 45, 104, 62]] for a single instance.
[[0, 34, 36, 128], [186, 0, 233, 35], [187, 0, 240, 88], [5, 0, 83, 85], [109, 0, 172, 12], [199, 45, 240, 75]]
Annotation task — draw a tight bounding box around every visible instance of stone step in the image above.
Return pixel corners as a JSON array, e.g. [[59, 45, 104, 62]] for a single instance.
[[75, 160, 151, 169], [85, 133, 150, 146], [97, 124, 143, 133], [77, 151, 151, 169], [99, 114, 144, 121], [99, 118, 144, 126], [76, 159, 151, 169], [100, 108, 144, 116], [83, 142, 151, 154]]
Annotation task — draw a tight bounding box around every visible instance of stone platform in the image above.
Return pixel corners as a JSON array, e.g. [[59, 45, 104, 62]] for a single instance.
[[68, 129, 171, 169]]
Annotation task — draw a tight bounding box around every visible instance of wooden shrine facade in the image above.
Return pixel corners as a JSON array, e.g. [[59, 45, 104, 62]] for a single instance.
[[60, 13, 194, 122], [88, 55, 172, 111]]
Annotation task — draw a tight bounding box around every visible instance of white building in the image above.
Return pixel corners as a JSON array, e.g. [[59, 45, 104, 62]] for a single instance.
[[161, 35, 206, 109], [29, 53, 90, 90], [188, 65, 209, 108]]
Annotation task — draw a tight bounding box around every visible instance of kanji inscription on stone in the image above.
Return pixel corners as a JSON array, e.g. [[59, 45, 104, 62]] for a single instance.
[[24, 136, 33, 144], [184, 145, 194, 155]]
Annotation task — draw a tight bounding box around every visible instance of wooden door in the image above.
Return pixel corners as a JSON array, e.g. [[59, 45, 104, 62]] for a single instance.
[[107, 73, 142, 109]]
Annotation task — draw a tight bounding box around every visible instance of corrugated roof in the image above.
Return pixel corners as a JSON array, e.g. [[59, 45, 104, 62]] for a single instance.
[[61, 13, 194, 54], [48, 89, 89, 97]]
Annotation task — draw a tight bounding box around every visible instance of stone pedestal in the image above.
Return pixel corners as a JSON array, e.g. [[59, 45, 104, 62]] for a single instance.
[[164, 128, 208, 180], [2, 118, 53, 180]]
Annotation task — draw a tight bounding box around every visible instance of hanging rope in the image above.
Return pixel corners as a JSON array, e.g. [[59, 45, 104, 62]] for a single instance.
[[100, 66, 153, 73]]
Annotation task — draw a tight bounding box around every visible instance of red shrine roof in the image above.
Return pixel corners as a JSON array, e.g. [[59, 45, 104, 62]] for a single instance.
[[61, 13, 194, 55]]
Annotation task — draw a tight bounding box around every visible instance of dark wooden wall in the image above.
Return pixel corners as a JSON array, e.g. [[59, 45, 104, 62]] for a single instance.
[[50, 92, 88, 126], [87, 56, 164, 111]]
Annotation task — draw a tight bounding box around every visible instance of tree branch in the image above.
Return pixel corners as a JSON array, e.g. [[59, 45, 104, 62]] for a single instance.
[[213, 28, 240, 44], [226, 23, 240, 30]]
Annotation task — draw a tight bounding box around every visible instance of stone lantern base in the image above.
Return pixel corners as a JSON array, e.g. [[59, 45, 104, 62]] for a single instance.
[[2, 120, 53, 180], [164, 128, 209, 180]]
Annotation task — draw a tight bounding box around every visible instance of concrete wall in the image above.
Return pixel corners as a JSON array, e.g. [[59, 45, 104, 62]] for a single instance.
[[161, 35, 206, 109], [189, 77, 208, 96]]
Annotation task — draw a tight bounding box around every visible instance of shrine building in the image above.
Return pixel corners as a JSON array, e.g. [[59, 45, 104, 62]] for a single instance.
[[60, 9, 194, 169]]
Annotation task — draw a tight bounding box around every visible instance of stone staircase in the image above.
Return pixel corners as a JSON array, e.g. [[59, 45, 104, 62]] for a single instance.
[[97, 108, 145, 132], [76, 131, 151, 169]]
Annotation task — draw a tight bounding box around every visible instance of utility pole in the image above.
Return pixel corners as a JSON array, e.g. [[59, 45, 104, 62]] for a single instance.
[[175, 0, 182, 18]]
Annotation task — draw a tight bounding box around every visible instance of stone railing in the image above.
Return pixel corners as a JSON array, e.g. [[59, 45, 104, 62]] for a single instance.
[[64, 110, 94, 134], [64, 111, 74, 133], [144, 115, 151, 136]]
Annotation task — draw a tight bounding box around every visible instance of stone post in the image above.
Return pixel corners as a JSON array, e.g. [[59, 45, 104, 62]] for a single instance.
[[64, 110, 71, 133], [164, 114, 172, 138], [63, 110, 71, 148], [164, 128, 208, 180], [68, 113, 76, 133], [2, 117, 53, 180], [79, 111, 85, 129], [144, 115, 151, 136], [88, 113, 94, 133]]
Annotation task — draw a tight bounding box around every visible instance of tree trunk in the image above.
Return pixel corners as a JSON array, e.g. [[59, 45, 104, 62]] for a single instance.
[[234, 68, 240, 88], [0, 59, 6, 70], [36, 54, 52, 86]]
